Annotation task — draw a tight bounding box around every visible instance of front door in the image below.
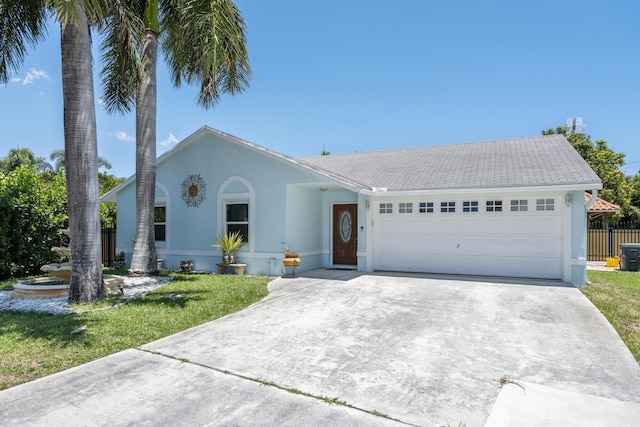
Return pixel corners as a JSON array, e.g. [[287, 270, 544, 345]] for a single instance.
[[333, 204, 358, 265]]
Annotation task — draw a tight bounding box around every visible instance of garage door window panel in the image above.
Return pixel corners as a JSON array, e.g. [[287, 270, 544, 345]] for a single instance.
[[486, 201, 503, 212], [399, 202, 413, 213], [463, 201, 478, 212], [419, 202, 434, 213], [510, 200, 528, 212], [440, 202, 455, 213], [379, 203, 393, 214], [536, 199, 555, 211]]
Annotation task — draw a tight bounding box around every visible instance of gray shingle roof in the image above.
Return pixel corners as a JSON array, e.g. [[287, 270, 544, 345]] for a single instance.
[[300, 134, 601, 191]]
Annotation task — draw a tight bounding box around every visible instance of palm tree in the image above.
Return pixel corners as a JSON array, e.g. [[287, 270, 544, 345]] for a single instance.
[[60, 4, 106, 303], [100, 0, 251, 276], [0, 147, 52, 173], [0, 0, 107, 302], [50, 148, 112, 172]]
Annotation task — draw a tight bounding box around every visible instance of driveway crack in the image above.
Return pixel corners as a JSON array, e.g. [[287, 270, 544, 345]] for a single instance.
[[137, 347, 419, 426]]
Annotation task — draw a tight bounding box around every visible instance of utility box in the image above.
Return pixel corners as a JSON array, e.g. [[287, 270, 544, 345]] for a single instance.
[[619, 243, 640, 271]]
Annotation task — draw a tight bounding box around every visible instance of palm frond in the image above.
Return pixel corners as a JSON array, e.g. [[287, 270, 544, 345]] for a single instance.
[[161, 0, 251, 109], [0, 0, 48, 84], [50, 0, 109, 27], [98, 0, 145, 114]]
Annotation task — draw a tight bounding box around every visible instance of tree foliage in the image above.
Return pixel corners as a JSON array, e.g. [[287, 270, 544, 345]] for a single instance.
[[99, 172, 123, 228], [0, 147, 52, 173], [543, 126, 635, 219], [0, 165, 68, 280], [0, 145, 122, 280]]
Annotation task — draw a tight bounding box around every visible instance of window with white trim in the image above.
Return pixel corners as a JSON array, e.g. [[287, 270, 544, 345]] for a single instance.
[[419, 202, 434, 213], [510, 200, 528, 212], [440, 201, 455, 213], [486, 200, 503, 212], [379, 203, 393, 214], [536, 198, 555, 211], [399, 202, 413, 213], [226, 203, 249, 242], [154, 206, 166, 241], [463, 201, 478, 212]]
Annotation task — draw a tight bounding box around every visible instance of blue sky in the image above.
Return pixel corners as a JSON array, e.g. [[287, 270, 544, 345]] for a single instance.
[[2, 0, 639, 178]]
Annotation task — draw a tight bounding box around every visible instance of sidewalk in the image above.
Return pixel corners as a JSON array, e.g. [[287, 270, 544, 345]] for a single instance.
[[587, 261, 620, 272]]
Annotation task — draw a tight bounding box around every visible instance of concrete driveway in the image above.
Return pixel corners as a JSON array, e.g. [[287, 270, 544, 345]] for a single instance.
[[2, 270, 640, 426]]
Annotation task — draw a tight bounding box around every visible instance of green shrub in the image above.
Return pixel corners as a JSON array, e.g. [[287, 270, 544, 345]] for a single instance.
[[0, 166, 68, 279]]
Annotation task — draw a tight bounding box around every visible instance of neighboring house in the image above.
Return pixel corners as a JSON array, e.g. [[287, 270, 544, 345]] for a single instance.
[[585, 192, 620, 223], [101, 127, 602, 286]]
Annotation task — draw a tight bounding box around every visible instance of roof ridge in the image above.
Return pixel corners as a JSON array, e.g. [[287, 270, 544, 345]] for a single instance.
[[300, 134, 561, 160]]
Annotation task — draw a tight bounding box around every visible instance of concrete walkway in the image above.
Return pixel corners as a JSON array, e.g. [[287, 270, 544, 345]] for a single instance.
[[1, 270, 640, 426]]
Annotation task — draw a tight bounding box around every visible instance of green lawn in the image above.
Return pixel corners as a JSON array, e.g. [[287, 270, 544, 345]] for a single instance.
[[583, 271, 640, 363], [0, 273, 271, 391]]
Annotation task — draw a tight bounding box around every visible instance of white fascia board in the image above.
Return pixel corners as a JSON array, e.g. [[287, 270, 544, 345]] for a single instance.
[[360, 182, 603, 198]]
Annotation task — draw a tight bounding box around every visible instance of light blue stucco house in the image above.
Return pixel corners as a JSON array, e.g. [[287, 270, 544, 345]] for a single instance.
[[101, 127, 602, 286]]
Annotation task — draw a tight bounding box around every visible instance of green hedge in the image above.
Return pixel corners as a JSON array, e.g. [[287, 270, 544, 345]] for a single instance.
[[0, 166, 68, 280]]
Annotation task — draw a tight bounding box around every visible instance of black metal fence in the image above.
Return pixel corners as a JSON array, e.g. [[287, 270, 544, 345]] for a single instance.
[[588, 221, 640, 260], [101, 228, 117, 267]]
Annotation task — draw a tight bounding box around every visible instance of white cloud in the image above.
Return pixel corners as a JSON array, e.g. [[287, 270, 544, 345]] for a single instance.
[[106, 131, 135, 142], [159, 133, 179, 147], [20, 68, 50, 85]]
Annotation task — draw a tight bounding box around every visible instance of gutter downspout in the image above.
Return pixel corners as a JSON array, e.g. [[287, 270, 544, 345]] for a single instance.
[[585, 189, 598, 210]]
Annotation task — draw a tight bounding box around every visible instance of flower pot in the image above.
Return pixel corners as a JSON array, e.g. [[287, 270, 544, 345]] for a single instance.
[[285, 253, 299, 258], [180, 260, 193, 272], [283, 257, 301, 267], [223, 254, 235, 264]]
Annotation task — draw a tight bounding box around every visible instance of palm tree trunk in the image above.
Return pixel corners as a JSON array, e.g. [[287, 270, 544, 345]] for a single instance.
[[61, 5, 104, 302], [129, 26, 158, 276]]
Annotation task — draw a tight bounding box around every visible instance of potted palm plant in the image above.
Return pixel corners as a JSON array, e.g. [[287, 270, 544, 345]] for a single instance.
[[213, 231, 245, 264]]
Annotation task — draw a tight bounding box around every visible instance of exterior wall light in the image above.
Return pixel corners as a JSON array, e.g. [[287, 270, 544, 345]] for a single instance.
[[565, 193, 573, 206]]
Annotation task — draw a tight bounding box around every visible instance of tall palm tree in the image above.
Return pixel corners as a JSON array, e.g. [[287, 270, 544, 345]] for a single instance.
[[0, 0, 107, 302], [100, 0, 251, 276], [60, 3, 106, 302]]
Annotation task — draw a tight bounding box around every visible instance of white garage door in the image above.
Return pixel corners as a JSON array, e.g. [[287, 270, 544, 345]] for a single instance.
[[373, 198, 563, 279]]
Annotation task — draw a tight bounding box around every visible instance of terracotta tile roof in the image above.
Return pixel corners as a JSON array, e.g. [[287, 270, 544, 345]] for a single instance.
[[585, 192, 620, 212]]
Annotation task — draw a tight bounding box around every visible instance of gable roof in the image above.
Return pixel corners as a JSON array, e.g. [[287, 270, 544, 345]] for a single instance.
[[300, 134, 601, 192], [101, 126, 364, 202], [102, 129, 602, 203]]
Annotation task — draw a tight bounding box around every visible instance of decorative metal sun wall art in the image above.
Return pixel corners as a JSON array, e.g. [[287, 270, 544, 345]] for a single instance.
[[181, 174, 207, 207]]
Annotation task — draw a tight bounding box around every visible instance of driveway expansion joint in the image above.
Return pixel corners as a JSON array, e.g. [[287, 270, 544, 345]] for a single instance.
[[135, 347, 418, 426]]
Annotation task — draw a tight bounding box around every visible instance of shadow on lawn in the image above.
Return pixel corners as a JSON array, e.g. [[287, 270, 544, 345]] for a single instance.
[[0, 311, 89, 346], [129, 289, 206, 308]]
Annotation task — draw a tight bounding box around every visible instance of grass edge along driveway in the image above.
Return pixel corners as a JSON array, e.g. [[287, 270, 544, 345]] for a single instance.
[[583, 270, 640, 363], [0, 273, 271, 391]]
